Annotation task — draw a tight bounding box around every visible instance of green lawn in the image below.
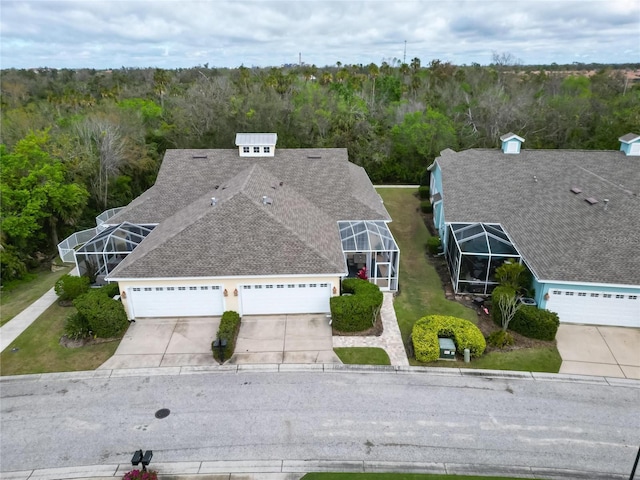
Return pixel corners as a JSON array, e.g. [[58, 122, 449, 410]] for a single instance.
[[303, 473, 532, 480], [334, 347, 391, 365], [0, 265, 72, 327], [0, 301, 120, 376], [377, 188, 560, 373]]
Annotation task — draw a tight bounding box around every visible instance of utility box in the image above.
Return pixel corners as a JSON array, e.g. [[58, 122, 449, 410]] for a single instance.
[[438, 337, 456, 360]]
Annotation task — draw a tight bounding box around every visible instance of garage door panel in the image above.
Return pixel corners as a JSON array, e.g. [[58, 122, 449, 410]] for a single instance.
[[241, 283, 331, 315], [549, 290, 639, 327], [130, 285, 224, 318]]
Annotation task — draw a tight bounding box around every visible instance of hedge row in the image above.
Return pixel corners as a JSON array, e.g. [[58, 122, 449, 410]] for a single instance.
[[420, 200, 433, 213], [426, 236, 441, 255], [412, 315, 486, 363], [212, 310, 241, 362], [70, 285, 128, 338], [511, 306, 560, 341], [417, 185, 430, 199], [330, 278, 383, 332]]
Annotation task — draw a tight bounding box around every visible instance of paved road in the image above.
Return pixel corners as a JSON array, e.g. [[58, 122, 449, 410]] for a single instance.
[[1, 369, 638, 478]]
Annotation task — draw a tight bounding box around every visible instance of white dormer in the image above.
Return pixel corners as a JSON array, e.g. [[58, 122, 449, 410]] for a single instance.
[[619, 133, 640, 156], [235, 133, 277, 157], [500, 132, 525, 154]]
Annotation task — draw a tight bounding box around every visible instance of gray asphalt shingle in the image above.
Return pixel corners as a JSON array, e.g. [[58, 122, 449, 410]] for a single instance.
[[436, 148, 640, 286]]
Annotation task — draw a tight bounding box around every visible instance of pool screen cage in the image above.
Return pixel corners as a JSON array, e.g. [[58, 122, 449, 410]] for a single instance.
[[446, 223, 522, 295], [75, 222, 156, 284]]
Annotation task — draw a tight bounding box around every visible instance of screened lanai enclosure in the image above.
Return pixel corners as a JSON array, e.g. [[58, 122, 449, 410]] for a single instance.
[[446, 223, 522, 295], [339, 220, 399, 291], [75, 222, 156, 284]]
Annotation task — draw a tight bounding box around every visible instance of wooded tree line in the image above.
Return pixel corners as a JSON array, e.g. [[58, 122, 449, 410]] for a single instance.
[[1, 60, 639, 282]]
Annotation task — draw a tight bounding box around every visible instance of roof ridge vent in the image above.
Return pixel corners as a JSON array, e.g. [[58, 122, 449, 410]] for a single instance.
[[192, 154, 208, 159], [307, 155, 322, 159]]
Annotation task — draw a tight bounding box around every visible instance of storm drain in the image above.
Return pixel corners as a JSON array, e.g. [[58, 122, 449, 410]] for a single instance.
[[155, 408, 170, 419]]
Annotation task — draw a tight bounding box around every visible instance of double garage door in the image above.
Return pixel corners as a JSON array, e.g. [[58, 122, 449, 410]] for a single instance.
[[129, 285, 224, 318], [548, 289, 639, 327], [240, 282, 331, 315]]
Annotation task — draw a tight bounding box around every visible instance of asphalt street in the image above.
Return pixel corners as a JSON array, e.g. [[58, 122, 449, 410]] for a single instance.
[[1, 368, 638, 478]]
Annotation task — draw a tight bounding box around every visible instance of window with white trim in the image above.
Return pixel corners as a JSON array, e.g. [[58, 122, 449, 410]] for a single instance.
[[243, 146, 250, 153], [552, 290, 561, 294], [200, 286, 208, 290], [309, 283, 317, 288], [178, 287, 186, 291], [298, 284, 306, 288], [603, 294, 611, 298], [264, 146, 270, 153], [212, 286, 220, 290], [578, 292, 586, 297], [616, 294, 624, 299], [155, 287, 163, 291], [133, 287, 141, 292], [287, 284, 295, 288], [630, 295, 638, 300], [253, 146, 260, 153], [590, 293, 599, 298], [277, 284, 284, 289], [189, 286, 197, 291], [144, 287, 152, 292], [167, 287, 175, 291], [243, 285, 251, 289], [255, 285, 262, 289], [266, 285, 274, 289], [565, 292, 574, 296], [320, 283, 328, 287]]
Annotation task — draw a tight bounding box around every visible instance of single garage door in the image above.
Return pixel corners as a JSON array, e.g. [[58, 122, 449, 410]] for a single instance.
[[548, 290, 639, 327], [129, 285, 224, 318], [240, 282, 331, 315]]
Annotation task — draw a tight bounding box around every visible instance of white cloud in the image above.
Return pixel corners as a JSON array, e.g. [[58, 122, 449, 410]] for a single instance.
[[0, 0, 638, 69]]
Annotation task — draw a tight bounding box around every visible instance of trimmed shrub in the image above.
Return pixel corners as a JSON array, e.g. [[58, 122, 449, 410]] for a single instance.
[[487, 329, 514, 349], [412, 315, 486, 363], [213, 310, 241, 361], [0, 247, 27, 283], [426, 236, 441, 255], [73, 289, 128, 338], [417, 185, 430, 199], [510, 305, 560, 341], [63, 312, 92, 340], [55, 274, 90, 302], [419, 200, 433, 213], [101, 282, 121, 298], [330, 278, 383, 332]]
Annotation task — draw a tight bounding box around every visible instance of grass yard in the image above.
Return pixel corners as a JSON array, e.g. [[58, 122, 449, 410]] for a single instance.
[[377, 188, 560, 373], [334, 347, 391, 365], [0, 265, 72, 326], [303, 473, 530, 480], [0, 301, 120, 376]]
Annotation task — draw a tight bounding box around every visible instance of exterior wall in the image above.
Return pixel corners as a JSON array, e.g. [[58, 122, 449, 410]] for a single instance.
[[429, 164, 447, 239], [237, 145, 276, 157], [501, 139, 522, 154], [116, 275, 341, 319], [534, 279, 640, 311]]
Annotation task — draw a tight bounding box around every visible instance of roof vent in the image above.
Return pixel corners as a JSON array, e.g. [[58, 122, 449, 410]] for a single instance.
[[210, 197, 217, 206], [618, 133, 640, 156], [279, 181, 283, 186], [500, 132, 525, 154], [214, 185, 220, 190], [603, 198, 609, 211], [192, 154, 208, 159], [570, 187, 582, 194], [262, 195, 273, 205], [307, 155, 322, 159], [585, 197, 598, 205]]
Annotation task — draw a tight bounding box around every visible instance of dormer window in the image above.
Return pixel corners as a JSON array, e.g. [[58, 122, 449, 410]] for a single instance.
[[235, 133, 278, 157], [499, 132, 525, 154]]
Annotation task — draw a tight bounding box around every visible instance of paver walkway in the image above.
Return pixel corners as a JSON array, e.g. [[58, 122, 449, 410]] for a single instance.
[[332, 292, 409, 366]]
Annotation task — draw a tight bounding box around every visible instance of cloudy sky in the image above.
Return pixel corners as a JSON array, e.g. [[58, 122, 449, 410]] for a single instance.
[[1, 0, 638, 69]]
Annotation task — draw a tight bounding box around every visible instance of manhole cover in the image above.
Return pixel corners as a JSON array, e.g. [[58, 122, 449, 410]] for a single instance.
[[155, 408, 170, 419]]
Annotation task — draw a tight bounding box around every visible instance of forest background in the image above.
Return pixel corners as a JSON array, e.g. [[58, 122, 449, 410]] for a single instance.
[[1, 57, 639, 283]]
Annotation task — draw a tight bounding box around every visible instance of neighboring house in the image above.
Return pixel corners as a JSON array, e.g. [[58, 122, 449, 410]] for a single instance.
[[62, 134, 399, 320], [428, 133, 640, 328]]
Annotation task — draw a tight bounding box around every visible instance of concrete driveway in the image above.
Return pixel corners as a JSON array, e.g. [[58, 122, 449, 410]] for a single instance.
[[99, 317, 220, 369], [228, 314, 341, 364], [556, 324, 640, 379]]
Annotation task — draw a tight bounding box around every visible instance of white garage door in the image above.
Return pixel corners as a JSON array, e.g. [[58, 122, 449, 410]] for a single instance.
[[240, 282, 331, 315], [129, 285, 224, 318], [548, 290, 640, 327]]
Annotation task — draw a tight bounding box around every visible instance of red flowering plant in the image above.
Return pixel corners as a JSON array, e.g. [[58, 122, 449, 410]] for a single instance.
[[122, 469, 158, 480]]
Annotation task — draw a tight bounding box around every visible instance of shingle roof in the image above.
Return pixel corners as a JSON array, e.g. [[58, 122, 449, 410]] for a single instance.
[[436, 148, 640, 286], [108, 149, 387, 279]]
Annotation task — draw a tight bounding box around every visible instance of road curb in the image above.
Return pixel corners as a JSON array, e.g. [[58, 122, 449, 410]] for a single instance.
[[0, 460, 629, 480], [2, 364, 639, 387]]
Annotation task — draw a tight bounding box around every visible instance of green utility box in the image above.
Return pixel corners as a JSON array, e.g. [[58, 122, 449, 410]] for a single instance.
[[438, 337, 456, 360]]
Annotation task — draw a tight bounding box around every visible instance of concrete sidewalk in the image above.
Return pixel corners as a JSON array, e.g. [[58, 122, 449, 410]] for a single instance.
[[0, 268, 77, 353]]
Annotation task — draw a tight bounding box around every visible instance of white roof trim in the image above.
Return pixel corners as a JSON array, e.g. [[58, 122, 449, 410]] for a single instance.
[[235, 133, 278, 146]]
